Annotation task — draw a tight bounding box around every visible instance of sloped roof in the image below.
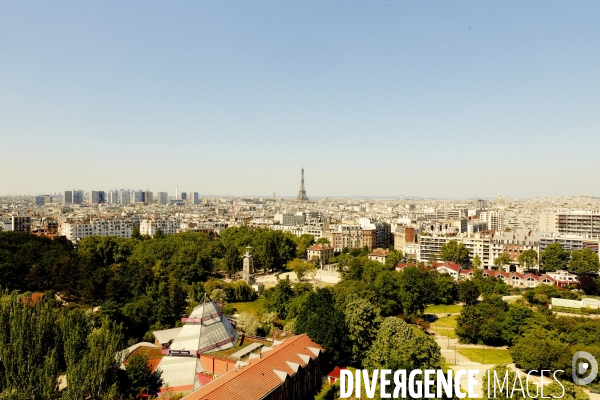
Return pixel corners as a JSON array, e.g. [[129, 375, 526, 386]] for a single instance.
[[369, 248, 390, 257], [307, 244, 333, 251], [153, 327, 183, 345], [169, 297, 238, 354], [434, 261, 462, 272], [182, 334, 323, 400]]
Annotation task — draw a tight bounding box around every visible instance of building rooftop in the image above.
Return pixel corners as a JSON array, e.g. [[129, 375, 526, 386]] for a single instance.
[[182, 334, 323, 400]]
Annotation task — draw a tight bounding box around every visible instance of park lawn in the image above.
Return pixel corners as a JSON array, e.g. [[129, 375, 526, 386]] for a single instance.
[[232, 297, 266, 317], [430, 315, 458, 329], [433, 327, 458, 339], [458, 348, 512, 365], [425, 304, 463, 314]]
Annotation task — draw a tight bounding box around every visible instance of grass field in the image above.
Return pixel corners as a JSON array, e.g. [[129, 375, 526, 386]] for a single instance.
[[433, 327, 458, 339], [458, 348, 512, 365], [425, 304, 463, 314], [431, 315, 458, 329], [231, 297, 266, 316]]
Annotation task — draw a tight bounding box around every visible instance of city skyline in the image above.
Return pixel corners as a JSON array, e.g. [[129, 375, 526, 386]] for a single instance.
[[2, 2, 600, 197]]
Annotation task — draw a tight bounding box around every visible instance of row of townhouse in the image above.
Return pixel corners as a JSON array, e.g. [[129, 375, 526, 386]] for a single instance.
[[396, 261, 578, 288]]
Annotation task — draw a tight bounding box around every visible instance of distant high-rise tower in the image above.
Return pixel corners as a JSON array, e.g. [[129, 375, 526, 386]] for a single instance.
[[63, 191, 73, 204], [296, 167, 309, 202]]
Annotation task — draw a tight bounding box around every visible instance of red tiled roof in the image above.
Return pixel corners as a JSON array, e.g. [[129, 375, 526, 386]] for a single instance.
[[327, 366, 345, 379], [369, 249, 390, 257], [183, 334, 323, 400], [434, 261, 462, 272], [307, 244, 333, 251], [539, 274, 557, 282], [395, 263, 415, 270]]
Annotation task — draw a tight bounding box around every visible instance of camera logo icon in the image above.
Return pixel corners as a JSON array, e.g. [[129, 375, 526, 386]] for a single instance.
[[572, 351, 598, 386]]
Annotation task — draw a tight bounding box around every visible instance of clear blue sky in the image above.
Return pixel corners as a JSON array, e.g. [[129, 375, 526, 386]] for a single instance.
[[1, 2, 599, 198]]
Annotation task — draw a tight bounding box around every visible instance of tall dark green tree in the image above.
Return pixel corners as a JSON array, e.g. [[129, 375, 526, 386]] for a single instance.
[[0, 293, 60, 399], [296, 287, 349, 365], [540, 243, 569, 272], [569, 247, 599, 275]]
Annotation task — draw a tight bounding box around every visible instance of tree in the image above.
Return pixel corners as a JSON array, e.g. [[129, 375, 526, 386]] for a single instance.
[[544, 381, 590, 400], [472, 254, 482, 269], [123, 354, 163, 398], [61, 317, 124, 399], [364, 317, 442, 371], [577, 275, 598, 295], [344, 297, 382, 363], [384, 250, 403, 269], [131, 224, 142, 240], [210, 288, 228, 304], [457, 279, 480, 305], [439, 240, 470, 266], [494, 252, 512, 270], [236, 312, 261, 335], [518, 249, 538, 271], [264, 278, 294, 319], [510, 329, 568, 373], [223, 245, 242, 275], [154, 228, 166, 239], [569, 248, 600, 275], [455, 306, 484, 344], [501, 304, 535, 345], [315, 237, 329, 245], [433, 272, 457, 305], [456, 295, 508, 345], [286, 258, 316, 282], [0, 293, 60, 399], [427, 253, 438, 266], [540, 243, 569, 272], [397, 266, 434, 315], [296, 287, 349, 365]]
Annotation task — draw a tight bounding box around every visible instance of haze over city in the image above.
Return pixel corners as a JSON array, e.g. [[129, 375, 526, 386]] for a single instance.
[[2, 2, 599, 197]]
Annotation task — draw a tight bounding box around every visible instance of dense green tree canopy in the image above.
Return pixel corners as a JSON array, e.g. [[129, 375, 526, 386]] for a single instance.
[[518, 249, 538, 271], [540, 243, 569, 272], [440, 240, 470, 266], [569, 247, 600, 275], [364, 317, 442, 371]]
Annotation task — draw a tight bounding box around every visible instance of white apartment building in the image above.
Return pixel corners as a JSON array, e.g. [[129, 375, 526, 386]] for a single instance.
[[60, 220, 134, 242], [274, 212, 305, 226], [539, 235, 600, 254], [539, 211, 600, 237], [140, 218, 181, 237], [269, 224, 325, 239], [480, 211, 504, 231], [417, 235, 451, 263]]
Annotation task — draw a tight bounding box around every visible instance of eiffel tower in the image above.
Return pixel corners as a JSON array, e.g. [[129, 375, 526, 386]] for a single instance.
[[296, 167, 309, 202]]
